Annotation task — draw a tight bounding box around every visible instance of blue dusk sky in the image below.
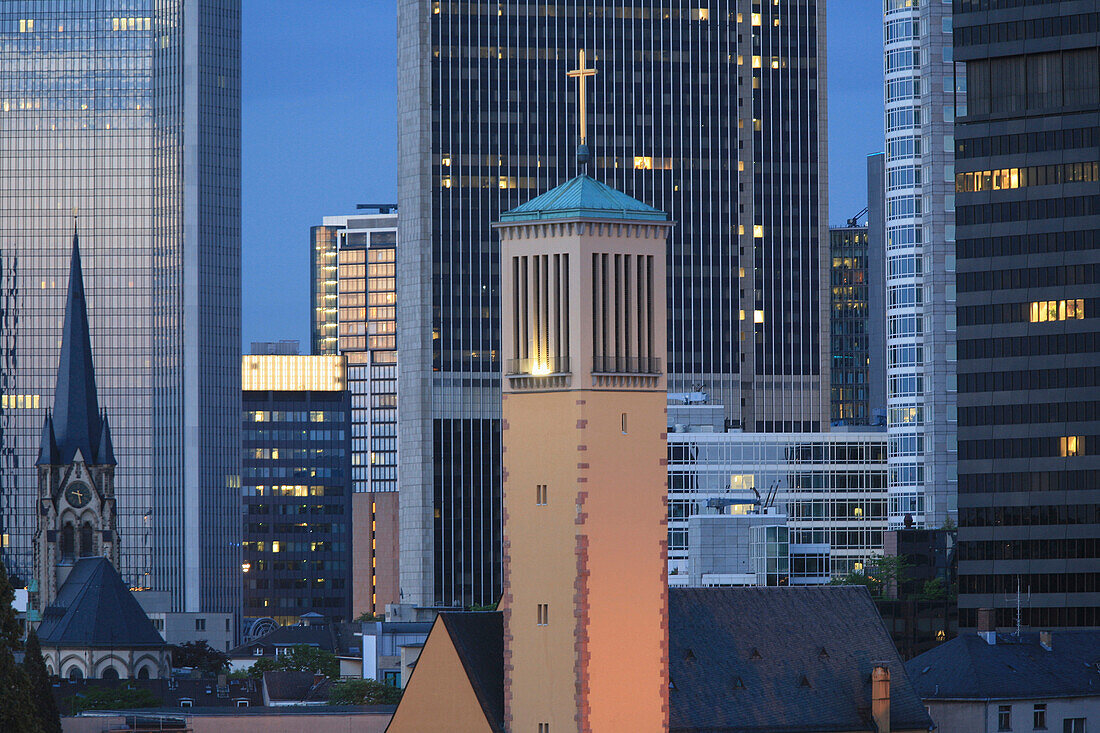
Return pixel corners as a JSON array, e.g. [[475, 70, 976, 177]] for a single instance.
[[242, 0, 883, 347]]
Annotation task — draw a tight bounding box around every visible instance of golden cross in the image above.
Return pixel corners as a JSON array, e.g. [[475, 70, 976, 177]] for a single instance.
[[566, 49, 597, 145]]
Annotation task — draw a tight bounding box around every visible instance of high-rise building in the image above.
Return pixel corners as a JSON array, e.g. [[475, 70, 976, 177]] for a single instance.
[[882, 0, 961, 530], [867, 152, 888, 423], [954, 2, 1100, 629], [666, 402, 889, 583], [398, 0, 829, 607], [0, 4, 241, 612], [831, 225, 872, 425], [241, 351, 350, 626], [311, 225, 341, 356], [309, 210, 400, 614]]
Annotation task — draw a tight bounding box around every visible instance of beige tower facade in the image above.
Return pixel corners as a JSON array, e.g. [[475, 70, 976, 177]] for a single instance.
[[497, 176, 672, 732]]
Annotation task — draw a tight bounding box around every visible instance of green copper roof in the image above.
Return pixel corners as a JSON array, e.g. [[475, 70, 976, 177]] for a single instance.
[[499, 174, 669, 223]]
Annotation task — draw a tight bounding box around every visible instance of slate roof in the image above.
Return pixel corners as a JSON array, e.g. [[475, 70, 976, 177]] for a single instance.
[[262, 671, 333, 704], [438, 612, 505, 733], [668, 586, 932, 733], [413, 588, 929, 733], [37, 228, 115, 467], [36, 557, 165, 649], [906, 631, 1100, 700], [498, 174, 669, 223]]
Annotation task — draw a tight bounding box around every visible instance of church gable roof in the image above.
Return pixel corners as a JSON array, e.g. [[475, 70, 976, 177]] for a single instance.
[[439, 612, 505, 731], [41, 228, 114, 467], [36, 558, 164, 649], [498, 174, 669, 223], [387, 612, 503, 733]]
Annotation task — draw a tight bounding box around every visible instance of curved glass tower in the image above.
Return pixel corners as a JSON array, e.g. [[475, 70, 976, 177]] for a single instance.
[[882, 0, 961, 529]]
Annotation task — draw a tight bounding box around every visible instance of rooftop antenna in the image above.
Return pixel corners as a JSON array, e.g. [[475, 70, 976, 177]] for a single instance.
[[1007, 576, 1030, 637], [567, 49, 597, 171]]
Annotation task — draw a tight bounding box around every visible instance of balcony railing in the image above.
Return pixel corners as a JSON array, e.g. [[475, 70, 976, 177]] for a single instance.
[[592, 356, 662, 374], [506, 357, 570, 376]]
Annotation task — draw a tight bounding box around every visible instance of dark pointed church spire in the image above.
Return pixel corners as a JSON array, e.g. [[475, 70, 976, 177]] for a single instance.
[[40, 222, 114, 466], [35, 411, 58, 466], [97, 410, 116, 467]]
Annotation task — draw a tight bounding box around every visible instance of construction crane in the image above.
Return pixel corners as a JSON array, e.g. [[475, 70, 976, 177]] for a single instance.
[[847, 206, 868, 228]]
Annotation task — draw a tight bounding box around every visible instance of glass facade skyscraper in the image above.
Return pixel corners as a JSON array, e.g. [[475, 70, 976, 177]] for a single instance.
[[882, 0, 961, 529], [309, 211, 401, 614], [830, 225, 871, 425], [398, 0, 828, 606], [0, 3, 240, 613], [954, 0, 1100, 629], [241, 353, 351, 626]]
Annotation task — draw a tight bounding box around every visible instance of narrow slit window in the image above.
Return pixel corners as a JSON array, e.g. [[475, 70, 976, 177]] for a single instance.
[[621, 413, 628, 434]]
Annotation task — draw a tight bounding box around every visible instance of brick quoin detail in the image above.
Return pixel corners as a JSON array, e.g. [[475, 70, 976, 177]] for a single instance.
[[502, 502, 515, 730], [658, 537, 671, 728], [574, 530, 591, 732]]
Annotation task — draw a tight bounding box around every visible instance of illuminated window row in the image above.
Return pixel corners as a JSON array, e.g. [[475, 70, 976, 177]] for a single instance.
[[1, 394, 40, 409], [242, 355, 346, 392], [1030, 299, 1085, 323], [956, 161, 1100, 193], [112, 18, 152, 32], [1061, 436, 1084, 458]]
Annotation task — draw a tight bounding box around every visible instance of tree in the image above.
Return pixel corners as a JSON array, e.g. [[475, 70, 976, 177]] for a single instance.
[[0, 560, 42, 733], [831, 555, 913, 600], [467, 602, 498, 612], [870, 554, 913, 599], [247, 644, 340, 680], [355, 611, 385, 623], [23, 630, 62, 733], [919, 576, 949, 601], [329, 679, 403, 706], [169, 640, 229, 677], [65, 684, 161, 713]]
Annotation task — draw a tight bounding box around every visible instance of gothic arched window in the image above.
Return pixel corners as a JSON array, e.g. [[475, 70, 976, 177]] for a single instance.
[[79, 522, 94, 557], [60, 523, 75, 561]]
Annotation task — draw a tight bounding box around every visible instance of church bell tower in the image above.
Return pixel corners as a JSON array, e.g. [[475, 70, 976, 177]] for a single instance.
[[496, 52, 673, 725], [34, 225, 118, 611]]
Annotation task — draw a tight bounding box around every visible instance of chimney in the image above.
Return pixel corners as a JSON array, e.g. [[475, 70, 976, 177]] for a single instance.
[[872, 665, 891, 733], [1039, 631, 1053, 651], [977, 608, 996, 645]]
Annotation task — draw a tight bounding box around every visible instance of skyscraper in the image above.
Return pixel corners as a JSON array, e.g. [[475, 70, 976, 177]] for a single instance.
[[954, 1, 1100, 629], [882, 0, 961, 529], [830, 224, 871, 425], [309, 210, 401, 614], [0, 5, 241, 613], [241, 350, 351, 625], [398, 0, 829, 607]]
